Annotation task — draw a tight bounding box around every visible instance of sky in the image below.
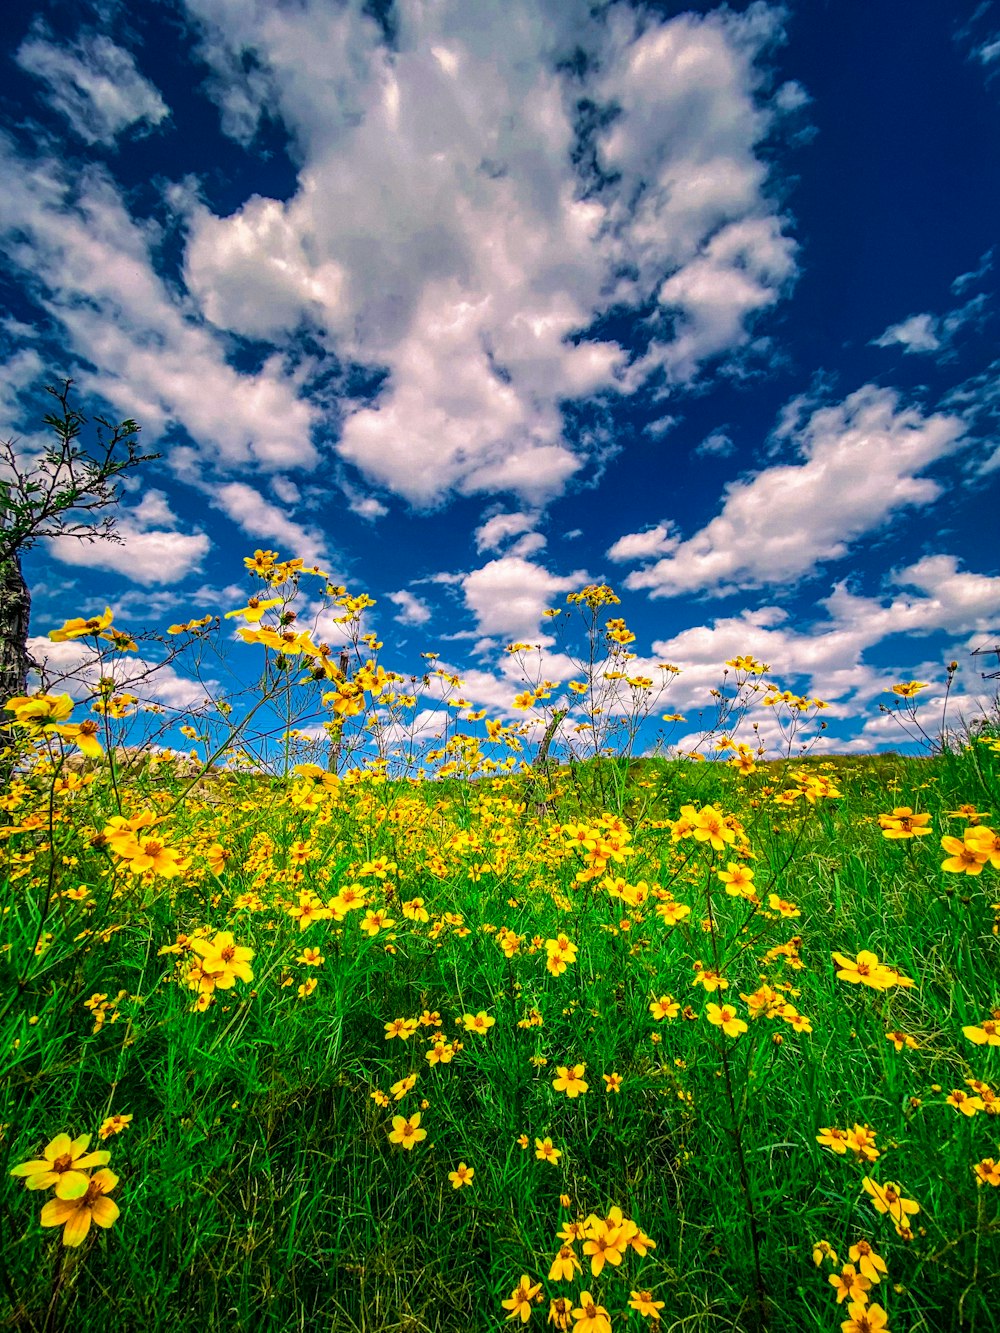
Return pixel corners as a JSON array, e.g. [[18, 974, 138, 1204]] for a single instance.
[[2, 0, 1000, 760]]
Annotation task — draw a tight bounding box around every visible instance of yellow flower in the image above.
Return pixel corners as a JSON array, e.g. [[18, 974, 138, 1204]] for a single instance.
[[841, 1301, 890, 1333], [603, 1072, 622, 1094], [390, 1073, 418, 1101], [447, 1162, 474, 1189], [705, 1003, 747, 1038], [628, 1290, 665, 1320], [534, 1137, 561, 1164], [848, 1240, 887, 1284], [582, 1220, 628, 1276], [570, 1290, 612, 1333], [649, 994, 679, 1021], [10, 1133, 110, 1198], [816, 1126, 849, 1155], [963, 1019, 1000, 1046], [40, 1168, 120, 1247], [462, 1010, 496, 1034], [552, 1063, 588, 1097], [831, 950, 899, 990], [829, 1264, 871, 1304], [547, 1243, 581, 1282], [861, 1177, 919, 1228], [973, 1158, 1000, 1187], [98, 1114, 132, 1141], [891, 681, 928, 697], [940, 835, 988, 874], [387, 1113, 427, 1150], [48, 608, 114, 641], [946, 1089, 984, 1117], [501, 1275, 542, 1324]]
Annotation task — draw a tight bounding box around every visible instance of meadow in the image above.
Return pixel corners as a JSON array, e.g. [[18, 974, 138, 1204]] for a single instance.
[[1, 560, 998, 1333]]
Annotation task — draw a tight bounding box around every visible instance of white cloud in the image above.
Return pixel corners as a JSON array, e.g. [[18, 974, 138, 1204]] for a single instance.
[[349, 496, 389, 521], [211, 482, 326, 566], [695, 430, 736, 458], [626, 386, 965, 598], [47, 489, 209, 586], [475, 511, 537, 552], [28, 636, 218, 712], [873, 313, 941, 353], [0, 143, 320, 473], [607, 523, 678, 563], [462, 555, 583, 645], [16, 25, 169, 146], [388, 589, 431, 626], [180, 0, 798, 505]]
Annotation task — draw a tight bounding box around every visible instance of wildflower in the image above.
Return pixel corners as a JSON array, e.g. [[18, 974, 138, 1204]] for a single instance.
[[840, 1302, 891, 1333], [462, 1010, 496, 1034], [886, 1030, 919, 1052], [296, 948, 324, 966], [387, 1113, 427, 1150], [817, 1126, 850, 1155], [940, 835, 988, 874], [552, 1064, 588, 1098], [384, 1077, 417, 1108], [691, 964, 728, 993], [705, 1003, 747, 1038], [829, 1264, 871, 1305], [831, 951, 899, 990], [547, 1243, 582, 1282], [501, 1275, 542, 1324], [370, 1090, 390, 1108], [188, 933, 254, 989], [582, 1220, 628, 1276], [878, 808, 932, 839], [10, 1133, 111, 1198], [570, 1291, 612, 1333], [360, 909, 396, 935], [98, 1114, 132, 1141], [296, 978, 317, 999], [448, 1162, 474, 1189], [628, 1290, 665, 1320], [849, 1240, 888, 1284], [402, 897, 430, 922], [548, 1297, 574, 1330], [846, 1124, 879, 1162], [117, 835, 188, 878], [534, 1137, 561, 1164], [861, 1177, 920, 1229], [963, 1018, 1000, 1046], [891, 681, 928, 697], [973, 1158, 1000, 1187], [716, 863, 755, 897], [690, 805, 735, 852], [40, 1168, 120, 1247], [560, 1194, 572, 1208], [649, 995, 679, 1021], [813, 1240, 838, 1266], [385, 1017, 419, 1040], [946, 1089, 984, 1116], [603, 1072, 622, 1094]]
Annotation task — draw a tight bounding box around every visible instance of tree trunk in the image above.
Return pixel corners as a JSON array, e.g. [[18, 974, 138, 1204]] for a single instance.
[[0, 548, 32, 705]]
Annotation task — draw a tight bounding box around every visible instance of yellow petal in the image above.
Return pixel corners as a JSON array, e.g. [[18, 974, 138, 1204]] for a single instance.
[[55, 1171, 91, 1200], [40, 1198, 76, 1227], [61, 1207, 94, 1248], [91, 1197, 120, 1229]]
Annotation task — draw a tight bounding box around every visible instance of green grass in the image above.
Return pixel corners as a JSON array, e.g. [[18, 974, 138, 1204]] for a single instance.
[[2, 742, 1000, 1333]]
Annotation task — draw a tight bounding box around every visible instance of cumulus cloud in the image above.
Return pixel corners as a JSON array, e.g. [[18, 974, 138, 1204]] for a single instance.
[[607, 523, 678, 563], [388, 589, 431, 626], [625, 385, 965, 598], [47, 489, 209, 586], [180, 0, 799, 505], [16, 25, 169, 146], [210, 482, 326, 567], [29, 635, 218, 712], [474, 512, 538, 552], [0, 141, 320, 473], [462, 555, 584, 646]]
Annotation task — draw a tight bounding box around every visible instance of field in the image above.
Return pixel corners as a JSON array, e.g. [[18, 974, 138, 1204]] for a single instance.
[[2, 573, 999, 1333]]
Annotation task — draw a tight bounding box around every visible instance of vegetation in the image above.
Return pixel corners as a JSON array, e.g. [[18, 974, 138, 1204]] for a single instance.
[[2, 561, 999, 1333]]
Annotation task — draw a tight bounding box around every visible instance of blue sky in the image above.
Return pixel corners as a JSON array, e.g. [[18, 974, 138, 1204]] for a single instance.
[[2, 0, 1000, 757]]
